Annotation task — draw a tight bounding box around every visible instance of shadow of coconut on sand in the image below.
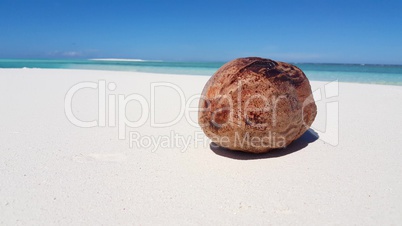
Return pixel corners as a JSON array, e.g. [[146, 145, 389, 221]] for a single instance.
[[210, 129, 319, 160]]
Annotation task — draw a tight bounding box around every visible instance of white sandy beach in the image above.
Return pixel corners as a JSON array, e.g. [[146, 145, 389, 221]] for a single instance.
[[1, 68, 402, 225]]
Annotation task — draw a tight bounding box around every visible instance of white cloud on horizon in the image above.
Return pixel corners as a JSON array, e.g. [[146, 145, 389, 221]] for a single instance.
[[62, 51, 82, 57], [46, 49, 100, 58]]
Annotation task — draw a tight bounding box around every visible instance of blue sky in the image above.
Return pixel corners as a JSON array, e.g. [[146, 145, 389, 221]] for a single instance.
[[0, 0, 401, 64]]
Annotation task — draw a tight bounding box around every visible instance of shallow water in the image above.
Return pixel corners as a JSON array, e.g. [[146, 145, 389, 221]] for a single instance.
[[1, 59, 401, 85]]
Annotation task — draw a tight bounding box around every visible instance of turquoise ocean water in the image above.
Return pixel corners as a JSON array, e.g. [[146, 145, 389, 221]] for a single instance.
[[1, 59, 402, 85]]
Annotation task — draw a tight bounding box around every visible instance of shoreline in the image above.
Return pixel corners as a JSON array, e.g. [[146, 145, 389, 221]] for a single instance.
[[1, 67, 402, 87]]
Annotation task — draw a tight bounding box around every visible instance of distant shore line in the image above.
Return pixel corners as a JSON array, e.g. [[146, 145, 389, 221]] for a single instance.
[[0, 58, 401, 66], [1, 59, 402, 86], [89, 58, 164, 62]]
